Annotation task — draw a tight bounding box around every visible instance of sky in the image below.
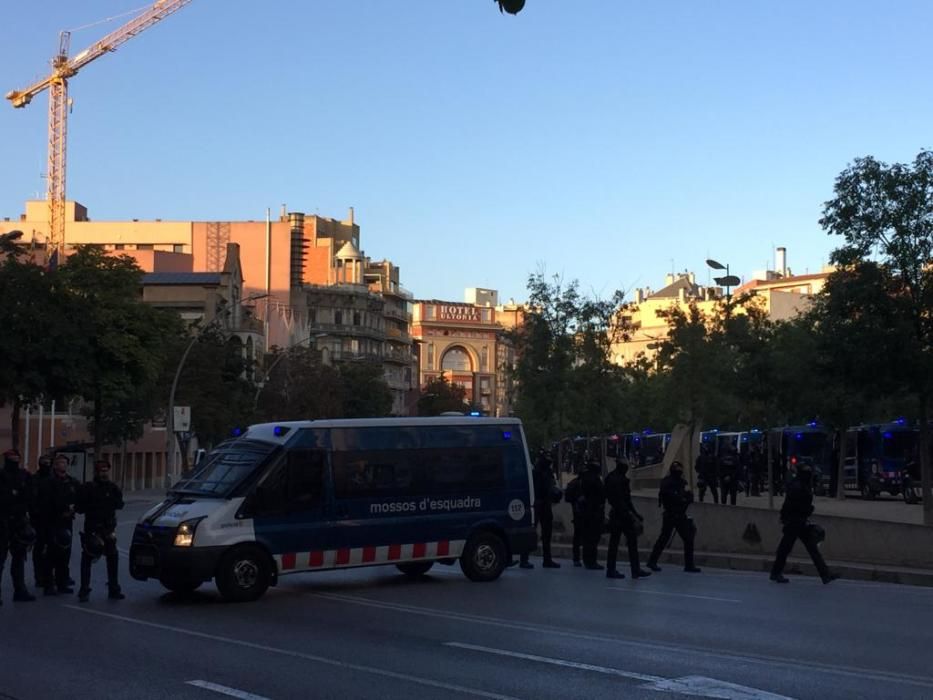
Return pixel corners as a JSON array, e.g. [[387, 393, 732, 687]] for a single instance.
[[2, 1, 931, 303]]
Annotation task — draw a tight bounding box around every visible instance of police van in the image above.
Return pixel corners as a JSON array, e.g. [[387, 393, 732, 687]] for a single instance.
[[130, 417, 537, 601]]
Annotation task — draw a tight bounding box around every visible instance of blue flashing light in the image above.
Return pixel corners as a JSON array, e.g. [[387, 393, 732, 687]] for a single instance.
[[883, 431, 893, 439], [895, 417, 907, 426], [469, 410, 482, 417], [795, 433, 803, 439], [741, 434, 749, 442], [273, 425, 290, 438], [807, 421, 818, 428], [231, 427, 243, 437], [751, 428, 761, 434], [502, 431, 512, 440]]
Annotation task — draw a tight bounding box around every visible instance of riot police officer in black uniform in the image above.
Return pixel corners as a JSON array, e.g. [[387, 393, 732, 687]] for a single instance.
[[647, 462, 701, 573], [770, 463, 838, 584], [696, 444, 718, 504], [0, 449, 37, 603], [76, 459, 125, 602], [40, 454, 79, 595], [31, 455, 53, 588], [718, 446, 740, 506], [520, 450, 561, 569], [580, 460, 606, 570], [604, 459, 651, 580]]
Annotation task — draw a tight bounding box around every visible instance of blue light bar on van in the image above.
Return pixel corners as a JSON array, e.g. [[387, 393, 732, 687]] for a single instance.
[[231, 427, 244, 437], [795, 433, 803, 439], [883, 431, 893, 439], [469, 411, 481, 417], [273, 426, 291, 438], [502, 431, 512, 440], [807, 421, 818, 427], [895, 417, 907, 426]]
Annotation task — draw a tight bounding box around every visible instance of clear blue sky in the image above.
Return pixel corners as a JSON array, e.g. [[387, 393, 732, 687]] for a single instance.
[[2, 1, 931, 302]]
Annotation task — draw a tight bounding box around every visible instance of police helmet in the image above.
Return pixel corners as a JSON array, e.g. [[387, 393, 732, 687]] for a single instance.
[[53, 527, 73, 550], [14, 523, 37, 549], [82, 532, 106, 560]]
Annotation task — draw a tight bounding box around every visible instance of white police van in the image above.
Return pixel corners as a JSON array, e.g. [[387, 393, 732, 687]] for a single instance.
[[130, 417, 537, 601]]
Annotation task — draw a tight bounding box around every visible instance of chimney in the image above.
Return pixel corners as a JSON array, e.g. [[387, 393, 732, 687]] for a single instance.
[[665, 273, 674, 286], [347, 206, 355, 226], [776, 247, 787, 277]]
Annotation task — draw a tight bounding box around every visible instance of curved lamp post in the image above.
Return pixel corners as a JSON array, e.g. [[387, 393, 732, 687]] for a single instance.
[[706, 258, 741, 300]]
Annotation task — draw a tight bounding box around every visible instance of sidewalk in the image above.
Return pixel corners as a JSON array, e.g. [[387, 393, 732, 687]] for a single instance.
[[549, 536, 933, 587], [632, 488, 923, 525]]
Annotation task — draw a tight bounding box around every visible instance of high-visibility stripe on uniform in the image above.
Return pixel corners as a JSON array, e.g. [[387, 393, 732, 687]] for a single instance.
[[273, 540, 465, 574]]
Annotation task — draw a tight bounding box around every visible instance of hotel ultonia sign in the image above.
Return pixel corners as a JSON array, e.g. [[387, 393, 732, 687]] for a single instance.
[[439, 304, 482, 322]]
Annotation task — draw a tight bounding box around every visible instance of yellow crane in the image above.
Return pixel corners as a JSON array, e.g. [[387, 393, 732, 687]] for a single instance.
[[5, 0, 192, 258]]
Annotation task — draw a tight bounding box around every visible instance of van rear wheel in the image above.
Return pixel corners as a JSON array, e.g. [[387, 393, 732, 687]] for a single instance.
[[396, 562, 434, 577], [460, 532, 507, 582], [216, 545, 271, 602]]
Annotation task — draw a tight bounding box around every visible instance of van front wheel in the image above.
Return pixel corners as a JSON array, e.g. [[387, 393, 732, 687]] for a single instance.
[[216, 545, 271, 602], [397, 562, 434, 577], [460, 532, 507, 582]]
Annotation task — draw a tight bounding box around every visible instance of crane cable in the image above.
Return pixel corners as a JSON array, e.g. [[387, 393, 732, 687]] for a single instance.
[[66, 3, 152, 34]]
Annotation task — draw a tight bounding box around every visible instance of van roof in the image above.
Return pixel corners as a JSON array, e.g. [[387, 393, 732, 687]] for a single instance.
[[243, 416, 523, 445]]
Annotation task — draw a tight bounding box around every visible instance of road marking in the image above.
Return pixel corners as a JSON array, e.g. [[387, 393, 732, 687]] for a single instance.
[[607, 587, 741, 603], [445, 643, 795, 700], [186, 680, 271, 700], [63, 606, 519, 700], [313, 592, 933, 690], [445, 642, 661, 683]]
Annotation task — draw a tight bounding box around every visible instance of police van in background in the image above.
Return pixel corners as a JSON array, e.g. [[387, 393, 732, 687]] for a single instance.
[[130, 417, 537, 602]]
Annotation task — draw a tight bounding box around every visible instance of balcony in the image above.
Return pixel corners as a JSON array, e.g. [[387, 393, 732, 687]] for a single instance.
[[383, 347, 412, 365]]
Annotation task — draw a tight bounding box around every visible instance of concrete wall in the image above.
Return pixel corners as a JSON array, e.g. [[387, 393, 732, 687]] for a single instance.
[[552, 496, 933, 570]]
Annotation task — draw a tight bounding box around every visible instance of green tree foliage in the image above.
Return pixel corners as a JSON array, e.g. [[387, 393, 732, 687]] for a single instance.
[[57, 247, 178, 454], [819, 150, 933, 520], [0, 255, 84, 447], [339, 361, 394, 418], [417, 375, 469, 416], [255, 346, 343, 422]]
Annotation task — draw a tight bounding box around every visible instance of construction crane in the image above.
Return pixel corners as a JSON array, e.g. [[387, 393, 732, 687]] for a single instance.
[[5, 0, 192, 258]]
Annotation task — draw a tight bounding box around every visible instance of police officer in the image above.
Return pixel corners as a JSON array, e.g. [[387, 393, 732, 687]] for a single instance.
[[76, 459, 125, 602], [748, 444, 765, 497], [718, 445, 740, 506], [520, 450, 561, 569], [31, 454, 53, 588], [580, 460, 606, 570], [40, 454, 79, 595], [604, 459, 651, 580], [647, 461, 701, 573], [0, 449, 37, 603], [770, 463, 838, 584], [696, 444, 718, 504]]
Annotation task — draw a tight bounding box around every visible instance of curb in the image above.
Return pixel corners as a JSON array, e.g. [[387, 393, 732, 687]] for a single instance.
[[545, 541, 933, 587]]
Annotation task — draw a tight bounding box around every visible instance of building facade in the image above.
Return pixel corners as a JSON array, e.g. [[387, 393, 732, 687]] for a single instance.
[[411, 290, 521, 417]]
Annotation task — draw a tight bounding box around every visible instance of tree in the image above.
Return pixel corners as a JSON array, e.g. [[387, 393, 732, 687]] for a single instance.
[[338, 361, 393, 418], [254, 346, 343, 422], [417, 375, 469, 416], [57, 247, 178, 455], [820, 151, 933, 522], [0, 256, 85, 448]]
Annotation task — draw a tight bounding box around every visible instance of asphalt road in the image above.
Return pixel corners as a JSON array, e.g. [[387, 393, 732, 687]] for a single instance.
[[2, 497, 932, 700]]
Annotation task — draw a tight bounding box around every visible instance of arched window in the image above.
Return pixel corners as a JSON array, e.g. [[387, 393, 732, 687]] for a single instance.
[[441, 346, 472, 372]]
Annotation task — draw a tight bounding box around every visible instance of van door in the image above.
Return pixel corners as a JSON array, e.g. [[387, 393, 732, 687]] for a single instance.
[[249, 448, 331, 571]]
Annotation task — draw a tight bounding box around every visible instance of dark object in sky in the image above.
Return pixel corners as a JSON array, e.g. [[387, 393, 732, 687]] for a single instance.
[[497, 0, 526, 14]]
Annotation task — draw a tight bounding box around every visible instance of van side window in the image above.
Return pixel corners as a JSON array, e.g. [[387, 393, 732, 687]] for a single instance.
[[421, 447, 504, 493], [288, 450, 325, 508], [333, 450, 414, 499]]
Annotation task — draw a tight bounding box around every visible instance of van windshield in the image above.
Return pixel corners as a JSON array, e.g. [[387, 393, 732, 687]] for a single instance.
[[172, 440, 276, 497]]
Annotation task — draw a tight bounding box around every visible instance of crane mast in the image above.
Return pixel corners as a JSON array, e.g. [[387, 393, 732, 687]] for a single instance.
[[5, 0, 192, 258]]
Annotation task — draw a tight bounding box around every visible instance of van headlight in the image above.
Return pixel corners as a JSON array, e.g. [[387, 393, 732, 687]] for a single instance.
[[174, 517, 206, 547]]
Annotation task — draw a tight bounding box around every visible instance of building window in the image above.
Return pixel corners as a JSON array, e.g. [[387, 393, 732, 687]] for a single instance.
[[353, 311, 361, 326], [424, 306, 434, 320], [114, 244, 125, 250], [137, 244, 153, 251], [427, 343, 434, 370], [173, 244, 184, 253], [441, 347, 472, 372], [335, 310, 343, 325]]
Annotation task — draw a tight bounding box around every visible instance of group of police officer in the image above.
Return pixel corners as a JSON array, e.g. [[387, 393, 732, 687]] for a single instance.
[[696, 443, 768, 505], [0, 449, 126, 605], [523, 449, 837, 585]]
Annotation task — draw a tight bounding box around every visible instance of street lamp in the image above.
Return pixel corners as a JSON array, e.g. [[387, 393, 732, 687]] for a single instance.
[[705, 258, 741, 300], [164, 292, 269, 488], [252, 332, 329, 412]]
